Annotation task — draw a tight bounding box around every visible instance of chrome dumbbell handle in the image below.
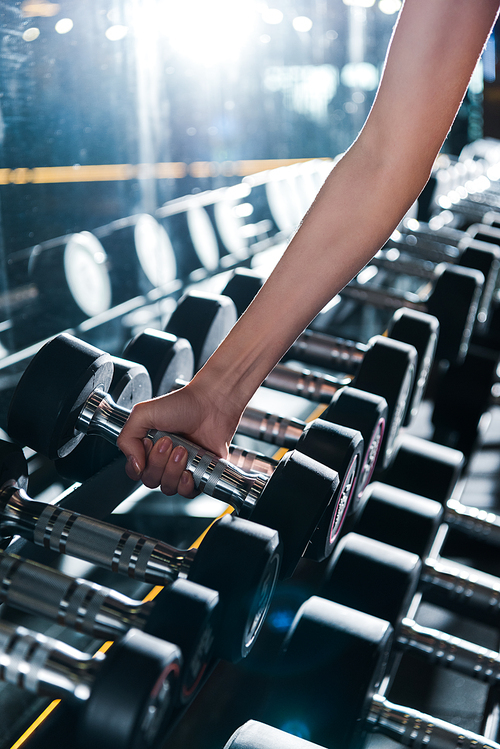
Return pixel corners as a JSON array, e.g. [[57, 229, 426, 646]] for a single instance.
[[368, 693, 500, 749], [78, 389, 267, 512], [421, 557, 500, 623], [0, 485, 194, 585], [228, 446, 276, 477], [341, 283, 425, 311], [238, 407, 304, 449], [0, 551, 149, 639], [446, 500, 500, 547], [0, 620, 100, 701], [264, 363, 349, 403], [398, 618, 500, 685], [289, 330, 366, 374]]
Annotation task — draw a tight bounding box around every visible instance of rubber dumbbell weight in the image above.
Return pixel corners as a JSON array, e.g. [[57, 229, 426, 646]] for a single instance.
[[339, 498, 500, 629], [353, 480, 500, 566], [223, 721, 328, 749], [162, 288, 237, 371], [322, 532, 500, 686], [0, 621, 181, 749], [0, 544, 218, 705], [263, 596, 500, 749], [375, 432, 465, 504], [226, 441, 355, 562], [223, 271, 429, 432], [339, 263, 483, 365], [7, 335, 342, 575]]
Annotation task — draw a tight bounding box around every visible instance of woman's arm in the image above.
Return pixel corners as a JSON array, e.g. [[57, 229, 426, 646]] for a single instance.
[[117, 0, 500, 495]]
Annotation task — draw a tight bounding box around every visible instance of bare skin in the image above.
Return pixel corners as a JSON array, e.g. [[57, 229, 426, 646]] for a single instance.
[[117, 0, 500, 497]]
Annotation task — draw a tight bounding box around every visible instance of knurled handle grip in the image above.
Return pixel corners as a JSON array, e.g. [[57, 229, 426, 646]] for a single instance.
[[148, 429, 229, 495], [33, 504, 179, 585], [399, 618, 500, 685], [446, 500, 500, 547], [0, 552, 131, 636]]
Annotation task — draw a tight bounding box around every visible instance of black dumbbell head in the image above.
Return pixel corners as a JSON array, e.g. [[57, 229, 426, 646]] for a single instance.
[[166, 290, 237, 370], [246, 450, 340, 576], [426, 264, 484, 364], [300, 423, 363, 561], [79, 629, 181, 749], [265, 597, 392, 749], [321, 386, 388, 504], [386, 308, 439, 425], [8, 333, 114, 459], [188, 514, 281, 663], [222, 268, 264, 317], [145, 578, 219, 706], [354, 482, 443, 558], [54, 356, 152, 482], [378, 433, 464, 504], [322, 532, 421, 627], [123, 330, 195, 396], [354, 336, 417, 470]]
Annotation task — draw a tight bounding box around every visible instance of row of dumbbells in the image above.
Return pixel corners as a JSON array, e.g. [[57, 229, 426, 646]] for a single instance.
[[5, 158, 330, 353], [2, 210, 500, 746]]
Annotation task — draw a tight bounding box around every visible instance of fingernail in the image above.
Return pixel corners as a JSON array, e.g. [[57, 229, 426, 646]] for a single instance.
[[180, 471, 190, 485], [157, 437, 172, 454], [128, 457, 142, 478], [173, 446, 186, 464]]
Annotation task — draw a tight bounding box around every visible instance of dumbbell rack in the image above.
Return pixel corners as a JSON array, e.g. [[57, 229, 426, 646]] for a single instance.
[[3, 149, 500, 747]]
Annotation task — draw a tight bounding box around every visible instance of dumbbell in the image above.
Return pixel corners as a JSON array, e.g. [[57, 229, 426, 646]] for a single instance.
[[55, 289, 235, 482], [0, 544, 218, 705], [122, 325, 381, 516], [263, 596, 500, 749], [375, 432, 465, 504], [0, 621, 181, 749], [340, 494, 500, 628], [223, 721, 328, 749], [7, 334, 343, 575], [321, 532, 500, 685], [353, 480, 500, 563], [223, 270, 430, 430], [339, 263, 483, 364], [0, 447, 280, 663]]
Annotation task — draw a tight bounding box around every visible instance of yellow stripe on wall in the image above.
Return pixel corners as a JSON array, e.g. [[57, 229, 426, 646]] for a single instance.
[[0, 158, 323, 185]]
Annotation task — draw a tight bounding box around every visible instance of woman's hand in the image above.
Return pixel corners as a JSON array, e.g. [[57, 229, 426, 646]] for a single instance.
[[117, 377, 242, 497]]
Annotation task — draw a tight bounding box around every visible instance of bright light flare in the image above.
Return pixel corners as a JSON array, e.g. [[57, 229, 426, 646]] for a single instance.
[[293, 16, 313, 32], [378, 0, 401, 14], [55, 18, 73, 34], [156, 0, 258, 65], [22, 27, 40, 41], [106, 25, 128, 41]]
